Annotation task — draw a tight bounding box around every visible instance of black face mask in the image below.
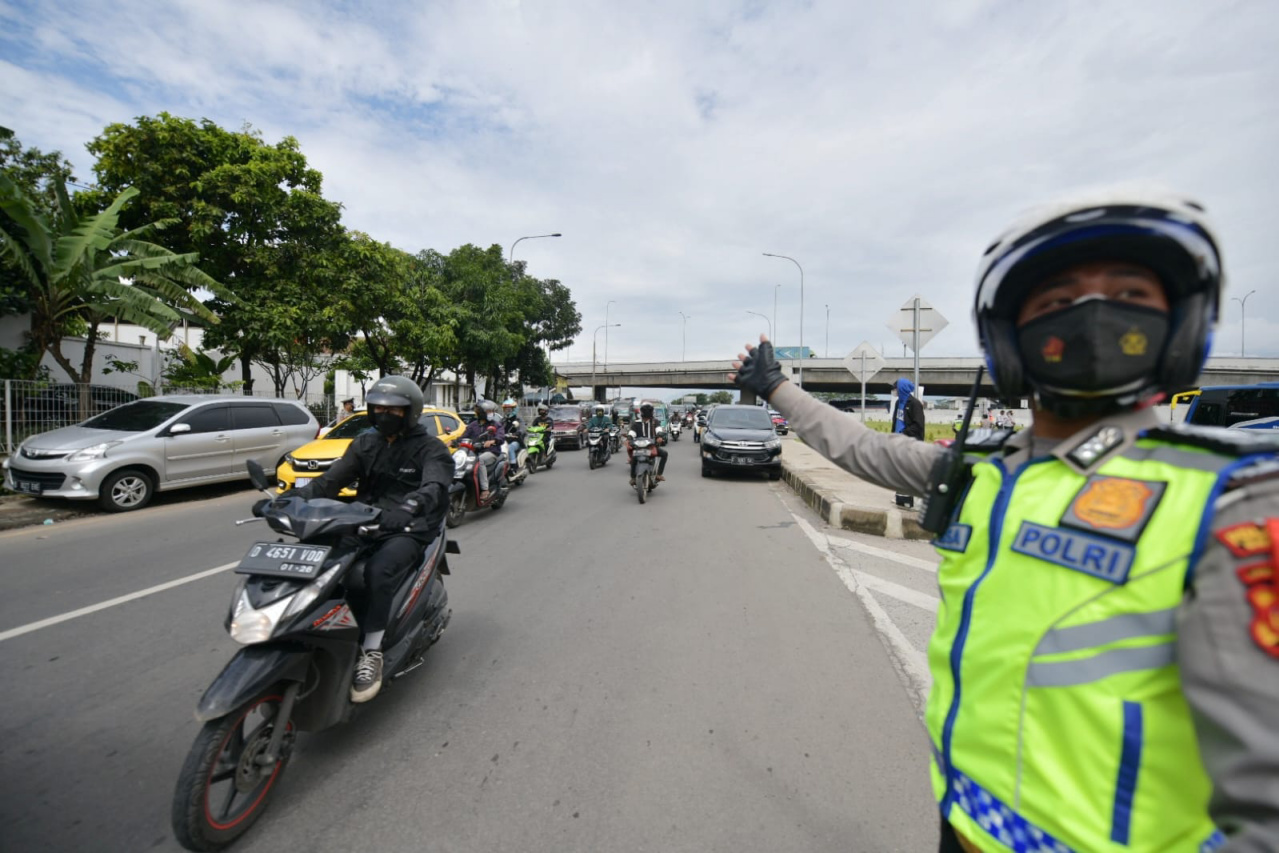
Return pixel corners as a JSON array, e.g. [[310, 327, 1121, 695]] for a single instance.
[[1017, 299, 1169, 394], [373, 411, 406, 437]]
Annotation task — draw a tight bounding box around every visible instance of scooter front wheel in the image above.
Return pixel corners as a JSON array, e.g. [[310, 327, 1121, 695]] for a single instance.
[[637, 473, 648, 504], [171, 686, 294, 851], [446, 492, 466, 528]]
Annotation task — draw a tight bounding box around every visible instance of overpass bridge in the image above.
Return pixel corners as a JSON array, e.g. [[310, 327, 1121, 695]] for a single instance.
[[555, 357, 1279, 403]]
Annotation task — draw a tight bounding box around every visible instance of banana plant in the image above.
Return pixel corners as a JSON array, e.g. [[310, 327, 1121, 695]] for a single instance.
[[0, 171, 232, 418]]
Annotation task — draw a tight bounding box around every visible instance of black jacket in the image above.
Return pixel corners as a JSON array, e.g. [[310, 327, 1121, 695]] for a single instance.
[[903, 396, 925, 441], [296, 422, 454, 532]]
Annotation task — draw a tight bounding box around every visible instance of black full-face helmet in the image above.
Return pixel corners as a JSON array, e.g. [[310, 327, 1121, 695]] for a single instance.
[[974, 189, 1223, 416], [365, 376, 424, 432], [640, 403, 654, 418]]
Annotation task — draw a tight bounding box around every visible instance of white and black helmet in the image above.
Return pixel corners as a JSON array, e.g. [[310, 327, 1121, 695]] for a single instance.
[[974, 188, 1223, 407], [365, 375, 425, 424]]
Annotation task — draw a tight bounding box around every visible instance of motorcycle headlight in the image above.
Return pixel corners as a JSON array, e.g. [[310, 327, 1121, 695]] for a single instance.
[[68, 441, 122, 462], [229, 590, 292, 645], [282, 563, 343, 620], [452, 449, 468, 475]]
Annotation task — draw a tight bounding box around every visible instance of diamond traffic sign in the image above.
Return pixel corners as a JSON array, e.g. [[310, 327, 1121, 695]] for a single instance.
[[887, 296, 948, 353], [843, 342, 886, 383]]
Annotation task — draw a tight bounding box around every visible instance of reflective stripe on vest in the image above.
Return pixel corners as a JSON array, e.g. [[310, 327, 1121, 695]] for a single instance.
[[925, 439, 1248, 851]]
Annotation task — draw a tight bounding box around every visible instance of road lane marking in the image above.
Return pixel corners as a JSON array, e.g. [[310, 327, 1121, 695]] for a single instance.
[[852, 570, 939, 613], [787, 509, 932, 708], [827, 536, 939, 573], [0, 562, 237, 643]]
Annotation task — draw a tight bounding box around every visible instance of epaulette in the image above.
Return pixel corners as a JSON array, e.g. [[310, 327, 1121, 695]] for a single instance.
[[1143, 423, 1279, 457], [961, 427, 1015, 452]]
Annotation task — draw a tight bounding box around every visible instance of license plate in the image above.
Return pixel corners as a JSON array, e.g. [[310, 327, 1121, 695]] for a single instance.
[[15, 480, 42, 495], [292, 476, 314, 486], [235, 542, 331, 580], [731, 456, 751, 465]]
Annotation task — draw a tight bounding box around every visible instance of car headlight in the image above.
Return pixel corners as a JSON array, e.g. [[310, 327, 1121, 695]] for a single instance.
[[284, 453, 298, 467], [765, 438, 782, 450], [68, 441, 122, 462], [703, 434, 721, 448]]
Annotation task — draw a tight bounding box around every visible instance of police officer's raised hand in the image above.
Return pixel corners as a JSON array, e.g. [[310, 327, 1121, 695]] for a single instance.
[[730, 335, 787, 401]]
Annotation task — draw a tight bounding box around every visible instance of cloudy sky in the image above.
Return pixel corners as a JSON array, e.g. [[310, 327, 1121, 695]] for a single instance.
[[4, 0, 1277, 368]]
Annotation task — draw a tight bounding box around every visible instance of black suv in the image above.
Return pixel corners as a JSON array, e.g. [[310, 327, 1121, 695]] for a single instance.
[[699, 405, 782, 479]]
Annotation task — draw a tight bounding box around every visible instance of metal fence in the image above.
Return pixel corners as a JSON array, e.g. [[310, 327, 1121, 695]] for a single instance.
[[1, 379, 341, 456]]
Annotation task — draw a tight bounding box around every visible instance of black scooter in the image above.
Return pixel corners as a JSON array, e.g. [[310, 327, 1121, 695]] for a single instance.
[[171, 461, 456, 851], [586, 427, 611, 469]]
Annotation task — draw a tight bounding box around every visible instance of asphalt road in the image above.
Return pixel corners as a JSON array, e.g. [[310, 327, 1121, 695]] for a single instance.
[[0, 437, 940, 853]]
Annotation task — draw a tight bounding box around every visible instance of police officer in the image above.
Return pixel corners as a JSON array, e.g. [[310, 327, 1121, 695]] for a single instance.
[[277, 376, 453, 702], [732, 190, 1278, 851]]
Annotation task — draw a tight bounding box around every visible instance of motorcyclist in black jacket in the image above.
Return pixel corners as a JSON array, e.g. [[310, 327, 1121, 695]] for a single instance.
[[262, 375, 453, 703]]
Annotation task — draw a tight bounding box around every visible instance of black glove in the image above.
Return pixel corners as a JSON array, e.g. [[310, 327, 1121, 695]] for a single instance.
[[379, 507, 415, 532], [733, 340, 787, 401]]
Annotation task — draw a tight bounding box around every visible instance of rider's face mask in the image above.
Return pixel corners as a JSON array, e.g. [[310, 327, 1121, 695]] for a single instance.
[[373, 410, 406, 437], [1016, 295, 1168, 393]]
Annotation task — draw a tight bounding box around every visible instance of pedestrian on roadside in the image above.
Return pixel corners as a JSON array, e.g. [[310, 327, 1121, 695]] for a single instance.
[[339, 398, 356, 420], [730, 189, 1278, 852], [892, 377, 925, 508]]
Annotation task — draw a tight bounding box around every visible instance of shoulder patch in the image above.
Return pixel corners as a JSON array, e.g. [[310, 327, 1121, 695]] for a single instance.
[[1064, 425, 1127, 469], [1144, 423, 1279, 457], [1061, 476, 1165, 542], [961, 427, 1014, 452], [1215, 522, 1271, 558], [1238, 519, 1279, 659]]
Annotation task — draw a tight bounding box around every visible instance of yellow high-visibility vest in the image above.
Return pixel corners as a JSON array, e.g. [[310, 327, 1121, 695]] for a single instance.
[[926, 437, 1245, 852]]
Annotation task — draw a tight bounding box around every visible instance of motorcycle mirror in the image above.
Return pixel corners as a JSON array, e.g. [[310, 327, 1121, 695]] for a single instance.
[[246, 460, 270, 491]]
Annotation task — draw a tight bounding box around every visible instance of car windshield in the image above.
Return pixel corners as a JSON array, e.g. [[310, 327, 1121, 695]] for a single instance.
[[327, 413, 374, 439], [711, 408, 774, 430], [82, 400, 188, 432], [550, 406, 580, 422]]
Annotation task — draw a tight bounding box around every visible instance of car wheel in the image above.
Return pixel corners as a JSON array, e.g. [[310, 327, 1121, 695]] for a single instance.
[[701, 465, 712, 478], [98, 468, 155, 512], [768, 470, 781, 481]]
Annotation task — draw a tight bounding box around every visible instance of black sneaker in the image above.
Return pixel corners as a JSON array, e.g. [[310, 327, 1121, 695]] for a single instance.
[[351, 650, 384, 703]]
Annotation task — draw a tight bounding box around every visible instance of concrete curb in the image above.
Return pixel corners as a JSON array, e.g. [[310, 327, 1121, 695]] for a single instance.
[[780, 457, 931, 541]]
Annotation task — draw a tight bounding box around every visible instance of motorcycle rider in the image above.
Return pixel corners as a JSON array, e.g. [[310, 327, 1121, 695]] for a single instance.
[[585, 403, 612, 432], [501, 398, 524, 466], [460, 400, 504, 503], [628, 402, 668, 486], [532, 403, 553, 433], [260, 375, 453, 703], [731, 190, 1279, 851]]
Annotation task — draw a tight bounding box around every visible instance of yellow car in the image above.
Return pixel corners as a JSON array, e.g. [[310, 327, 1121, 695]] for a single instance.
[[276, 407, 466, 495]]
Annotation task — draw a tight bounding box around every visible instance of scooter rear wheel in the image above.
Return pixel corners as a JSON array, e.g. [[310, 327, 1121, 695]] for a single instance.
[[171, 686, 294, 851]]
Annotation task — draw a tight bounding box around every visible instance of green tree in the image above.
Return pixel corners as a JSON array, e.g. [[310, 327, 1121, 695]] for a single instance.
[[0, 173, 229, 414], [0, 127, 77, 374], [708, 390, 734, 404], [85, 114, 345, 393]]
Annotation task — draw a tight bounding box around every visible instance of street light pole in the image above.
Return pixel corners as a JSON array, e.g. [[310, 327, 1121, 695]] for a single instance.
[[677, 312, 690, 362], [746, 310, 772, 339], [1233, 289, 1257, 356], [508, 232, 562, 264], [773, 284, 782, 344], [592, 323, 620, 402], [605, 300, 617, 371], [763, 253, 804, 388], [510, 232, 562, 398]]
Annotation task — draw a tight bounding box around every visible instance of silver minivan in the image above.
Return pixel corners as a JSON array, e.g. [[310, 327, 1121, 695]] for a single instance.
[[3, 395, 318, 511]]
